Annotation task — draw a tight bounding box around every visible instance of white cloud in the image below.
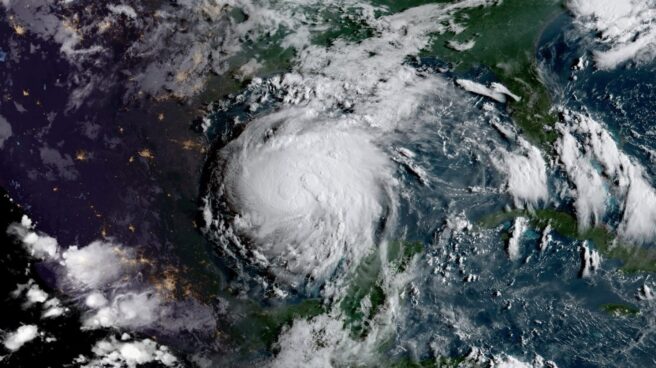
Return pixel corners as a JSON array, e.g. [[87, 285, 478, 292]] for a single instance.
[[456, 79, 520, 103], [618, 166, 656, 242], [492, 354, 558, 368], [84, 291, 162, 329], [81, 336, 178, 368], [494, 356, 532, 368], [3, 325, 38, 352], [447, 39, 476, 51], [42, 298, 66, 318], [569, 0, 656, 69], [22, 232, 59, 259], [558, 110, 656, 243], [6, 219, 169, 331], [580, 242, 601, 278], [392, 147, 430, 186], [638, 284, 655, 300], [10, 279, 66, 318], [492, 138, 548, 207], [236, 58, 263, 81], [205, 0, 502, 291], [62, 241, 125, 288], [85, 292, 108, 308], [7, 216, 59, 260], [507, 217, 528, 261], [6, 213, 218, 343], [539, 224, 552, 252], [490, 82, 521, 102], [271, 314, 358, 368], [556, 128, 607, 230], [25, 284, 48, 305], [107, 4, 137, 19], [218, 110, 394, 285]]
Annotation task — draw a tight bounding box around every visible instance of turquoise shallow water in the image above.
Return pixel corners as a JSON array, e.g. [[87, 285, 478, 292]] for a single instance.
[[3, 2, 656, 367], [196, 10, 656, 366]]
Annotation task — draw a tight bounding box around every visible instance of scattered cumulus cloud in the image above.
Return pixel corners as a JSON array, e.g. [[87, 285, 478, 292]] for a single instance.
[[25, 283, 49, 305], [7, 215, 59, 259], [7, 215, 214, 336], [569, 0, 656, 69], [10, 278, 68, 318]]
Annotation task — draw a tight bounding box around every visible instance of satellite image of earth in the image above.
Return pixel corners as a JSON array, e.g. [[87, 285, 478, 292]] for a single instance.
[[2, 0, 656, 367]]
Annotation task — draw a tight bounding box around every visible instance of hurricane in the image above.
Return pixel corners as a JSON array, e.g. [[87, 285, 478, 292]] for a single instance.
[[205, 109, 396, 287], [5, 0, 656, 367]]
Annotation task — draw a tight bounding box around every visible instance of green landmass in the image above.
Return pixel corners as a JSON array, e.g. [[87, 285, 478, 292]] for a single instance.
[[372, 0, 452, 13], [209, 0, 640, 359], [221, 241, 424, 354], [231, 298, 325, 352], [341, 250, 384, 337], [389, 355, 469, 368], [388, 240, 426, 273], [312, 6, 378, 46], [341, 240, 425, 337], [601, 303, 640, 317], [423, 0, 564, 146], [479, 209, 656, 273], [216, 0, 567, 148], [316, 0, 565, 146]]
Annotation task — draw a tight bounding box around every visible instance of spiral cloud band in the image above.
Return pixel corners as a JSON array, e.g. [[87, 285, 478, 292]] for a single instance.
[[206, 110, 395, 287]]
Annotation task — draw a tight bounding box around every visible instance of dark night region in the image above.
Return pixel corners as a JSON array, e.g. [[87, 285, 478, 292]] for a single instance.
[[2, 1, 656, 367]]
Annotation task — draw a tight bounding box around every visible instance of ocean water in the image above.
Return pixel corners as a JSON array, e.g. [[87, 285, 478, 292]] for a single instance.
[[191, 9, 656, 367], [3, 2, 656, 367]]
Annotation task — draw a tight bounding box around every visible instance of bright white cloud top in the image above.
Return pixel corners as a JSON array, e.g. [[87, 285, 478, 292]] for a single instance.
[[492, 138, 548, 207], [218, 111, 394, 285], [3, 325, 39, 352], [79, 336, 178, 368], [6, 0, 648, 366], [8, 215, 59, 259], [557, 109, 656, 243], [580, 242, 601, 278], [62, 241, 125, 288], [456, 79, 521, 103], [6, 216, 213, 337], [203, 0, 505, 292], [507, 217, 528, 261], [84, 291, 162, 329], [569, 0, 656, 69]]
